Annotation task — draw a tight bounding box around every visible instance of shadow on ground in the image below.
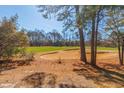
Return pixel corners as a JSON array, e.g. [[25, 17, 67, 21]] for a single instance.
[[73, 62, 124, 87], [0, 60, 31, 72]]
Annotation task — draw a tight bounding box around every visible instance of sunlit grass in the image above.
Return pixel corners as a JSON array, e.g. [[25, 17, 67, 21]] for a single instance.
[[97, 47, 117, 51], [26, 46, 79, 53], [26, 46, 117, 53], [86, 46, 117, 51]]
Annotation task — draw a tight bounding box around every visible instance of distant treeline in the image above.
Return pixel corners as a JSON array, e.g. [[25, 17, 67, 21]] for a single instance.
[[26, 29, 80, 46], [26, 29, 122, 47]]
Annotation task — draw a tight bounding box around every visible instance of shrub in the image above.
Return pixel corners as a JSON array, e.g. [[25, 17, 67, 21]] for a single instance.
[[0, 16, 29, 60], [24, 52, 35, 61]]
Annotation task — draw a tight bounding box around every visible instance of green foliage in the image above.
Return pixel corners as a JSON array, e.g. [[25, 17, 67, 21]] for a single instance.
[[0, 15, 29, 59], [38, 6, 77, 32], [22, 52, 34, 61]]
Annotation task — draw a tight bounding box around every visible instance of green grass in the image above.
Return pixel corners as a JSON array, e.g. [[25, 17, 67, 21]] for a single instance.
[[97, 47, 117, 51], [26, 46, 117, 53], [86, 46, 117, 51], [26, 46, 79, 53]]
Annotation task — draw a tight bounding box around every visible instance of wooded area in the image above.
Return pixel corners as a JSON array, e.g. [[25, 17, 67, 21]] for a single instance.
[[0, 5, 124, 88], [36, 5, 124, 65]]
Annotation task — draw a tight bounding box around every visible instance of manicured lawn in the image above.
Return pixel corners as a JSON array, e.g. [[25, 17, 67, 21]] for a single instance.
[[97, 47, 117, 51], [26, 46, 79, 53], [26, 46, 117, 53]]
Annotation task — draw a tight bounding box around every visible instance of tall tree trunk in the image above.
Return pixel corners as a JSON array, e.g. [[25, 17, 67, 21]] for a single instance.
[[75, 5, 87, 63], [117, 32, 123, 65], [113, 15, 123, 65], [94, 18, 98, 64], [91, 15, 96, 66], [94, 9, 100, 65], [122, 37, 124, 65], [79, 27, 87, 62]]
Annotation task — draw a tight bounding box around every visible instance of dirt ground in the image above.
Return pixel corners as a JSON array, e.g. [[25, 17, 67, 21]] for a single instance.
[[0, 49, 124, 88]]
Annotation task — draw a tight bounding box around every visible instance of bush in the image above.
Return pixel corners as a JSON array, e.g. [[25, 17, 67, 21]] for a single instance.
[[0, 16, 29, 60], [24, 52, 35, 61]]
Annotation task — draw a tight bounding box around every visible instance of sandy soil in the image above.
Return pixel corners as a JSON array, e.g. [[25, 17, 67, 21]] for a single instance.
[[0, 49, 123, 88], [40, 50, 119, 64]]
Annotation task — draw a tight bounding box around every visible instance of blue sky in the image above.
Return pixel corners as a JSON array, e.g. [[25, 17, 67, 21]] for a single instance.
[[0, 5, 110, 40], [0, 5, 63, 32]]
